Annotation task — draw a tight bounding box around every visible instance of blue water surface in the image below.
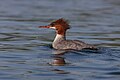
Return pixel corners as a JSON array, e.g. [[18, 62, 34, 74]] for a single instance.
[[0, 0, 120, 80]]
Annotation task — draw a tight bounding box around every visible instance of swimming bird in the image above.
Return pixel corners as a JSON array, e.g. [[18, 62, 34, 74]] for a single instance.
[[39, 18, 97, 50]]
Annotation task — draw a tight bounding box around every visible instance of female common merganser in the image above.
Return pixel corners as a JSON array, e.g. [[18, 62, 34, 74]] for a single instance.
[[39, 18, 97, 50]]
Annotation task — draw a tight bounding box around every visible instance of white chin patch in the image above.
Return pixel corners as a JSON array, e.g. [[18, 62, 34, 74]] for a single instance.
[[50, 27, 56, 29]]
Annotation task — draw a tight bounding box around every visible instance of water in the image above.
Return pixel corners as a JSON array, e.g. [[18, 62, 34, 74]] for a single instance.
[[0, 0, 120, 80]]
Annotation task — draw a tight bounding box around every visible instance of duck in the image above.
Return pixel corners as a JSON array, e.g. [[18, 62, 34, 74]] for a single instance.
[[39, 18, 97, 50]]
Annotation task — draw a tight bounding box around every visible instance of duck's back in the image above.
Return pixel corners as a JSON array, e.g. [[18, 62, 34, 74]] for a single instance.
[[53, 40, 97, 50]]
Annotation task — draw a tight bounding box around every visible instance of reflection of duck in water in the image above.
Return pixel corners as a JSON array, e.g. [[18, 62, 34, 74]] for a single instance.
[[49, 50, 69, 74], [49, 50, 68, 66], [51, 56, 66, 66], [39, 18, 98, 50], [52, 69, 69, 74]]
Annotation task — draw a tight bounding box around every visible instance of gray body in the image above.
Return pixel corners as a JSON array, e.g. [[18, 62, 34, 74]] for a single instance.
[[52, 34, 97, 50]]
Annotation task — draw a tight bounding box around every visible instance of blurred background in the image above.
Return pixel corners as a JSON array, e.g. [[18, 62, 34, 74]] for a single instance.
[[0, 0, 120, 80]]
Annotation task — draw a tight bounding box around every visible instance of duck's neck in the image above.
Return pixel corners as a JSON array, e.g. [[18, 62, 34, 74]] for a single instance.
[[53, 34, 66, 43], [52, 34, 66, 48]]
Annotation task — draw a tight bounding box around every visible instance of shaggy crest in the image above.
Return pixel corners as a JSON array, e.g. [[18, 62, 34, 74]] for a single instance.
[[50, 18, 70, 29]]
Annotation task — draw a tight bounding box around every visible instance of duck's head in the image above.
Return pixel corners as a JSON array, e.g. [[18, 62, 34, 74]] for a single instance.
[[39, 18, 70, 35]]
